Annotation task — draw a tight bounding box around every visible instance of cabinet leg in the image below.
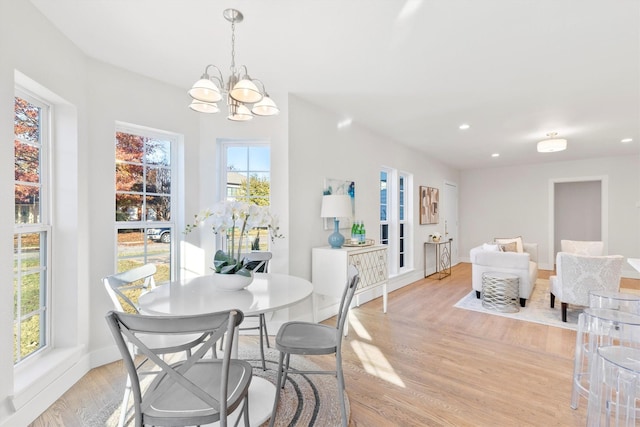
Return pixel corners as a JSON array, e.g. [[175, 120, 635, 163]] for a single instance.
[[383, 284, 388, 313]]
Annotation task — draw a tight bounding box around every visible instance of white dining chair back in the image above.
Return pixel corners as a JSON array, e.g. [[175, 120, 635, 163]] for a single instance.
[[105, 309, 252, 427], [244, 250, 272, 273], [103, 263, 157, 313]]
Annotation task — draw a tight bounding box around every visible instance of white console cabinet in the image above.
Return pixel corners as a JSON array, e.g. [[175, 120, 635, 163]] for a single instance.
[[312, 245, 388, 314]]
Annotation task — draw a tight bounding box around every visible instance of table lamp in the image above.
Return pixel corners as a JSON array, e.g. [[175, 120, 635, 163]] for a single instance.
[[320, 194, 352, 248]]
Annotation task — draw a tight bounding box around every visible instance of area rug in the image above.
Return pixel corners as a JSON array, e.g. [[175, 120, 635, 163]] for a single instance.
[[454, 279, 580, 330], [87, 347, 347, 427]]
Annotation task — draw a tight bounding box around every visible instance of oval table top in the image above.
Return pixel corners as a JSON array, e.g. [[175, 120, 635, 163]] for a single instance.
[[138, 272, 314, 316]]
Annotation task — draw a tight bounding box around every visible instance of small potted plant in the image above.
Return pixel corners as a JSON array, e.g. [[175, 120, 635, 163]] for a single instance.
[[431, 232, 442, 243]]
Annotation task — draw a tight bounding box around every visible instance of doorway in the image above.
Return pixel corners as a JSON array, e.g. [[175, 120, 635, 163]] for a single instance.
[[550, 177, 607, 264], [443, 181, 459, 266]]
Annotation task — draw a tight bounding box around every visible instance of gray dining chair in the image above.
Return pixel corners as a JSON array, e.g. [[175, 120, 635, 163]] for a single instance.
[[103, 263, 158, 314], [269, 265, 359, 427], [105, 309, 252, 427], [218, 251, 273, 370], [242, 251, 272, 370], [103, 264, 205, 427]]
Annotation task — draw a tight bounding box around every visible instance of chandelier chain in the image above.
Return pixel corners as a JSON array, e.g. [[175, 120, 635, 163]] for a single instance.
[[230, 20, 236, 73]]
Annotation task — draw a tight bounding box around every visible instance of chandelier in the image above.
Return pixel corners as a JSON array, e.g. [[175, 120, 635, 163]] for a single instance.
[[188, 9, 279, 121]]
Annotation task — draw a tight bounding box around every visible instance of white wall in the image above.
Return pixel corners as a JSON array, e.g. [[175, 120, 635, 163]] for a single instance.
[[460, 156, 640, 277], [288, 96, 460, 317]]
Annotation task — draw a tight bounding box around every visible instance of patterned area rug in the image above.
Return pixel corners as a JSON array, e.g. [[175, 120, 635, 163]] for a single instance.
[[454, 279, 580, 330], [87, 347, 347, 427]]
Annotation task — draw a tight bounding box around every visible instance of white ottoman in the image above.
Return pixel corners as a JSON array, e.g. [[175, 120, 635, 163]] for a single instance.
[[481, 271, 519, 313]]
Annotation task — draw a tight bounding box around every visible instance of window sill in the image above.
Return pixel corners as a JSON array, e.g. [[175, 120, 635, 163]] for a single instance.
[[12, 346, 84, 411]]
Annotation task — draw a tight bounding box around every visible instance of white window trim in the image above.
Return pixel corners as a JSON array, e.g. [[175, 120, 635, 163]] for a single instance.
[[13, 89, 53, 366]]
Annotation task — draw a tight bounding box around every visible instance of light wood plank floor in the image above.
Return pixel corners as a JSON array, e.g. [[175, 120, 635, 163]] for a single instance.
[[32, 263, 640, 426]]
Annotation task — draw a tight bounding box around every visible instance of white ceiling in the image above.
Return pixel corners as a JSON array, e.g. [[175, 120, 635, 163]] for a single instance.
[[29, 0, 640, 170]]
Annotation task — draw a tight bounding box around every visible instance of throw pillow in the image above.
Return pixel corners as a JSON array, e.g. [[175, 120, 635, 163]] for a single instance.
[[482, 243, 501, 252], [499, 242, 518, 252], [495, 236, 524, 253]]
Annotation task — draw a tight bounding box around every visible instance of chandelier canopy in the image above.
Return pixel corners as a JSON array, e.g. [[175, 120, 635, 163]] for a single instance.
[[188, 9, 279, 121]]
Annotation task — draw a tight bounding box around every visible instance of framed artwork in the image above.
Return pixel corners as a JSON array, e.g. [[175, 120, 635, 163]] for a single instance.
[[420, 186, 439, 224], [323, 178, 355, 230]]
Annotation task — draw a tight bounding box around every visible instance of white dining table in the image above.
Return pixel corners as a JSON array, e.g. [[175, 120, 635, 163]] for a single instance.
[[138, 272, 314, 427]]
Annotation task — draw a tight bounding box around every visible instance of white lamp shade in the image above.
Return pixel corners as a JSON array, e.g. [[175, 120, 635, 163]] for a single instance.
[[321, 194, 352, 218], [230, 79, 263, 103], [537, 138, 567, 153], [227, 103, 253, 121], [188, 78, 222, 103], [251, 95, 279, 116], [188, 100, 220, 113]]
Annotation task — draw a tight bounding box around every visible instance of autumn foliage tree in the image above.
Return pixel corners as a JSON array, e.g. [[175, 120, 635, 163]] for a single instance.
[[116, 132, 171, 221], [14, 97, 41, 223]]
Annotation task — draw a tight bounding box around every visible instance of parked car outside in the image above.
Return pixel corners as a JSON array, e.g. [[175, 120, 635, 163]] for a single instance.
[[147, 227, 171, 243]]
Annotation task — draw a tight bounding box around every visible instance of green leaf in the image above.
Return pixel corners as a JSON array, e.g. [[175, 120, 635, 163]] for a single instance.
[[235, 267, 253, 277]]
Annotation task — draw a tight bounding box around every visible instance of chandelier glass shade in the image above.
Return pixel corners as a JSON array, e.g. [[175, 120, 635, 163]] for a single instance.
[[187, 8, 279, 121], [537, 132, 567, 153]]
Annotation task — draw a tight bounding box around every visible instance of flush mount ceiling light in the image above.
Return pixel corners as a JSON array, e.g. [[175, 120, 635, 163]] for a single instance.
[[188, 9, 279, 121], [537, 132, 567, 153]]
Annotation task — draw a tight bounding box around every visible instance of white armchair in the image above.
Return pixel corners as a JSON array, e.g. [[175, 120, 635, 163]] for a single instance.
[[560, 239, 604, 256], [470, 242, 538, 307], [550, 252, 624, 322]]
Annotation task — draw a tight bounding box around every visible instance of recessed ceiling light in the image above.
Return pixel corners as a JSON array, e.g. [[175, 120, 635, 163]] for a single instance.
[[459, 123, 470, 130], [621, 138, 633, 143], [491, 153, 500, 158]]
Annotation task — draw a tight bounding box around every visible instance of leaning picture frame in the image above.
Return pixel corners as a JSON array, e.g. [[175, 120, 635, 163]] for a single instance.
[[323, 178, 355, 230], [420, 186, 439, 224]]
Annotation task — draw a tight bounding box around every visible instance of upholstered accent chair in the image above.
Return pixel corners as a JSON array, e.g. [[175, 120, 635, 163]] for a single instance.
[[550, 252, 624, 322], [470, 242, 538, 307], [560, 239, 604, 256]]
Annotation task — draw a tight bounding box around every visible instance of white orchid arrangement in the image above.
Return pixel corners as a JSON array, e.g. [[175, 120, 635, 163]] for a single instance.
[[185, 200, 283, 275]]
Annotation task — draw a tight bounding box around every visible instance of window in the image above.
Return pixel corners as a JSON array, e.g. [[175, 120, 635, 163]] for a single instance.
[[115, 125, 177, 285], [221, 141, 271, 252], [13, 92, 51, 364], [380, 168, 412, 275], [380, 170, 389, 245], [399, 174, 406, 268]]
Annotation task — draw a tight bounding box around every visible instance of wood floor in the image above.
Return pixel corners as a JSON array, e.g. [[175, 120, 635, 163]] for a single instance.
[[31, 263, 640, 426]]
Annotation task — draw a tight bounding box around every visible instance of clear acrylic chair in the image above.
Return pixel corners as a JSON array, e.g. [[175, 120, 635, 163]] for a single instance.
[[587, 345, 640, 426], [571, 308, 640, 410], [589, 290, 640, 315], [105, 309, 252, 427], [269, 265, 360, 427]]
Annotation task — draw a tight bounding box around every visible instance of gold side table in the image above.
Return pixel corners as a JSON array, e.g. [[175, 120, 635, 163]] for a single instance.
[[424, 239, 452, 279]]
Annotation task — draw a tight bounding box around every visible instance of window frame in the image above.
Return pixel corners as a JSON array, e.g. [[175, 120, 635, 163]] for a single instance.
[[114, 123, 179, 281], [218, 139, 272, 254], [13, 89, 53, 366], [380, 167, 413, 276]]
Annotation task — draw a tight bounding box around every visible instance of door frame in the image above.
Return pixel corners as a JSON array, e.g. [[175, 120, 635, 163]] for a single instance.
[[547, 175, 608, 267], [443, 180, 459, 266]]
